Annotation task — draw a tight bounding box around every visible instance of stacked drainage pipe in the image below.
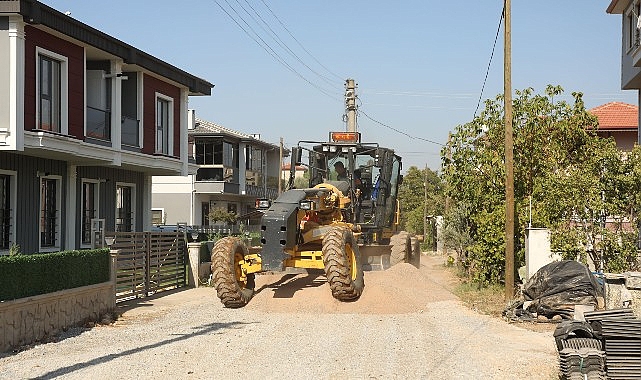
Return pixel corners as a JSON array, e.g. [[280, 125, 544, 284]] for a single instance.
[[554, 320, 606, 379], [584, 309, 641, 380]]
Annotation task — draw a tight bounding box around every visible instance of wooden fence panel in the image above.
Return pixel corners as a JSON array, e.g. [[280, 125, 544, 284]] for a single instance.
[[106, 232, 187, 303]]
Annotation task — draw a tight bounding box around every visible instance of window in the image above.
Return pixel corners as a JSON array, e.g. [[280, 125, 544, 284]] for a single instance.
[[36, 48, 68, 134], [81, 180, 99, 245], [156, 94, 173, 155], [116, 184, 135, 232], [195, 138, 225, 165], [151, 209, 163, 225], [40, 177, 60, 249], [627, 3, 640, 51], [39, 56, 61, 132], [0, 174, 12, 250], [201, 203, 210, 226], [246, 146, 263, 171]]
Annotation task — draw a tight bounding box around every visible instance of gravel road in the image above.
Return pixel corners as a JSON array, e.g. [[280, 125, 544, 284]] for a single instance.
[[0, 255, 558, 379]]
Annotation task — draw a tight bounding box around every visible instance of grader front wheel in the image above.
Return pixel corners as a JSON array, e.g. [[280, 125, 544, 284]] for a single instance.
[[211, 237, 255, 308], [322, 227, 364, 301]]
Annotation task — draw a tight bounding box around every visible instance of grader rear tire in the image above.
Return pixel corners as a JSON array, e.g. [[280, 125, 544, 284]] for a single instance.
[[211, 237, 255, 308], [389, 231, 411, 267], [322, 227, 364, 301]]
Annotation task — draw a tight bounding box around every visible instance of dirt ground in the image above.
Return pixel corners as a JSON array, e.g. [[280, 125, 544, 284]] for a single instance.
[[1, 253, 560, 379], [119, 252, 553, 332]]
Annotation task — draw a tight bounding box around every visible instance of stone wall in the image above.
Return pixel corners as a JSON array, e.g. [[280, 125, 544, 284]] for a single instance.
[[0, 282, 115, 352], [604, 272, 641, 317]]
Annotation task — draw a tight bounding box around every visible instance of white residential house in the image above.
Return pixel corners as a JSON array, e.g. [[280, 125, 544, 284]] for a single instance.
[[608, 0, 641, 142], [152, 111, 285, 226]]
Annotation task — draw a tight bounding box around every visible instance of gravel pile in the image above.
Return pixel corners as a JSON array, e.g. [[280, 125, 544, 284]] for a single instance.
[[0, 255, 558, 379]]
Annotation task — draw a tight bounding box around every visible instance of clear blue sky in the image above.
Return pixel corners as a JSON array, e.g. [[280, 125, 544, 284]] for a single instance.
[[41, 1, 636, 172]]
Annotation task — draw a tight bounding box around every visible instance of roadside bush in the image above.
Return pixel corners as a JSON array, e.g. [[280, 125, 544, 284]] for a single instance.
[[0, 249, 110, 301]]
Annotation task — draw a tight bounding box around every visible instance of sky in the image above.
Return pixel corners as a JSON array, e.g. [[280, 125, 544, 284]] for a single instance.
[[40, 1, 637, 172]]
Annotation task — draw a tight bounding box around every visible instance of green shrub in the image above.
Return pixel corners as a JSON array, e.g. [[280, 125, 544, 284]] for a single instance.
[[0, 249, 110, 301]]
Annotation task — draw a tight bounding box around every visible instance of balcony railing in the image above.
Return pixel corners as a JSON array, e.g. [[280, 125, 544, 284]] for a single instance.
[[245, 184, 278, 200], [122, 115, 140, 147], [86, 106, 110, 140], [194, 181, 240, 194]]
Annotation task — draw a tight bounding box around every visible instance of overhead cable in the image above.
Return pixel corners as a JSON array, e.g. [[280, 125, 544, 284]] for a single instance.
[[473, 4, 505, 119], [358, 109, 445, 147], [214, 0, 340, 101]]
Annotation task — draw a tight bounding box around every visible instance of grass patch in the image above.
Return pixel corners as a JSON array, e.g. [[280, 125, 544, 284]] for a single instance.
[[453, 281, 507, 318]]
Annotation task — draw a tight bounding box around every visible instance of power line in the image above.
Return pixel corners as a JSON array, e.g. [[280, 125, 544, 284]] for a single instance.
[[473, 4, 505, 119], [358, 109, 445, 147], [238, 0, 341, 90], [258, 0, 344, 83], [214, 0, 341, 101]]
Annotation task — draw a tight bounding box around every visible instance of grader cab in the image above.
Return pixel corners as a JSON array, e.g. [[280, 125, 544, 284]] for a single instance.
[[210, 131, 420, 308]]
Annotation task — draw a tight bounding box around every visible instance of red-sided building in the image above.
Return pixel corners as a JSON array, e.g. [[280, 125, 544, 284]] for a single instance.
[[0, 1, 212, 254]]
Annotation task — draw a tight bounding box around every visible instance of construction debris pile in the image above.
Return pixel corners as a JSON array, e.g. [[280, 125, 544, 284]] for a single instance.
[[554, 309, 641, 380], [505, 260, 604, 321]]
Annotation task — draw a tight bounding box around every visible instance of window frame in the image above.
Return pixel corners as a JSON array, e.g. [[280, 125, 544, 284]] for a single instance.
[[151, 208, 164, 225], [0, 170, 17, 255], [155, 93, 174, 155], [39, 175, 62, 252], [80, 179, 100, 247], [35, 47, 68, 135], [115, 182, 136, 232]]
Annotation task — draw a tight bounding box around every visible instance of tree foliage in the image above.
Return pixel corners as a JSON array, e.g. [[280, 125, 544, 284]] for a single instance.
[[442, 85, 640, 285], [398, 166, 445, 247], [208, 207, 238, 225]]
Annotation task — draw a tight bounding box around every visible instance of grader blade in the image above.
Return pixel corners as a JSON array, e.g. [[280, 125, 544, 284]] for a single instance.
[[359, 245, 392, 271]]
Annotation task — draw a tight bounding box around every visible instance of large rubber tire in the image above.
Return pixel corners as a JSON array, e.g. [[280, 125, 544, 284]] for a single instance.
[[322, 227, 365, 301], [389, 231, 411, 267], [211, 237, 255, 308]]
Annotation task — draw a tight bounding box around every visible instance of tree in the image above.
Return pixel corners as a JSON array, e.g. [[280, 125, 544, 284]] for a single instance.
[[442, 85, 640, 285], [208, 207, 237, 225], [398, 166, 445, 249]]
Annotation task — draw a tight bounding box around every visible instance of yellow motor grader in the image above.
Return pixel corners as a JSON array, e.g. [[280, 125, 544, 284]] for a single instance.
[[210, 131, 420, 308]]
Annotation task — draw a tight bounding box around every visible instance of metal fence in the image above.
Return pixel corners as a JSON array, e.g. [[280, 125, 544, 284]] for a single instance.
[[105, 231, 186, 303]]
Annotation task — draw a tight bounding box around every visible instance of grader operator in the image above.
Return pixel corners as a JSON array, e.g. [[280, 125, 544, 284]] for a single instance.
[[210, 131, 420, 308]]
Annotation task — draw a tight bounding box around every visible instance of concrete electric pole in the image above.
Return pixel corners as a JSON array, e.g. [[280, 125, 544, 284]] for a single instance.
[[345, 79, 357, 132], [278, 137, 283, 195], [504, 0, 515, 301]]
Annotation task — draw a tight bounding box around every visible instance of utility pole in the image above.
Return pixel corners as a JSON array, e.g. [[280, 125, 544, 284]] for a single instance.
[[445, 133, 452, 213], [278, 137, 283, 195], [345, 79, 357, 132], [423, 164, 428, 241], [504, 0, 515, 301]]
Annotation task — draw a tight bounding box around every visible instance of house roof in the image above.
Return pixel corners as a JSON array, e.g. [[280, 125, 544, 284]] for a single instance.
[[191, 117, 284, 152], [590, 102, 638, 131], [607, 0, 627, 14], [0, 0, 213, 95]]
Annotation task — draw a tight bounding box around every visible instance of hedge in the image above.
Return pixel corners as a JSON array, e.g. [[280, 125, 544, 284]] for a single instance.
[[0, 249, 110, 301]]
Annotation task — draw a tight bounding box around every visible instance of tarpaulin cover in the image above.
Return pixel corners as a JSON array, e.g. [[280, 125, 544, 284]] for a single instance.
[[522, 260, 603, 319]]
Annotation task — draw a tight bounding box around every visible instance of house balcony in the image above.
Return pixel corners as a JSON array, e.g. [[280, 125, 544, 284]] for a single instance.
[[121, 115, 140, 147], [194, 181, 240, 194], [86, 106, 111, 141], [245, 184, 278, 200]]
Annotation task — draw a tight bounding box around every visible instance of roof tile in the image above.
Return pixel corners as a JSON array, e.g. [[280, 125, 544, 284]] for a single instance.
[[590, 102, 638, 131]]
